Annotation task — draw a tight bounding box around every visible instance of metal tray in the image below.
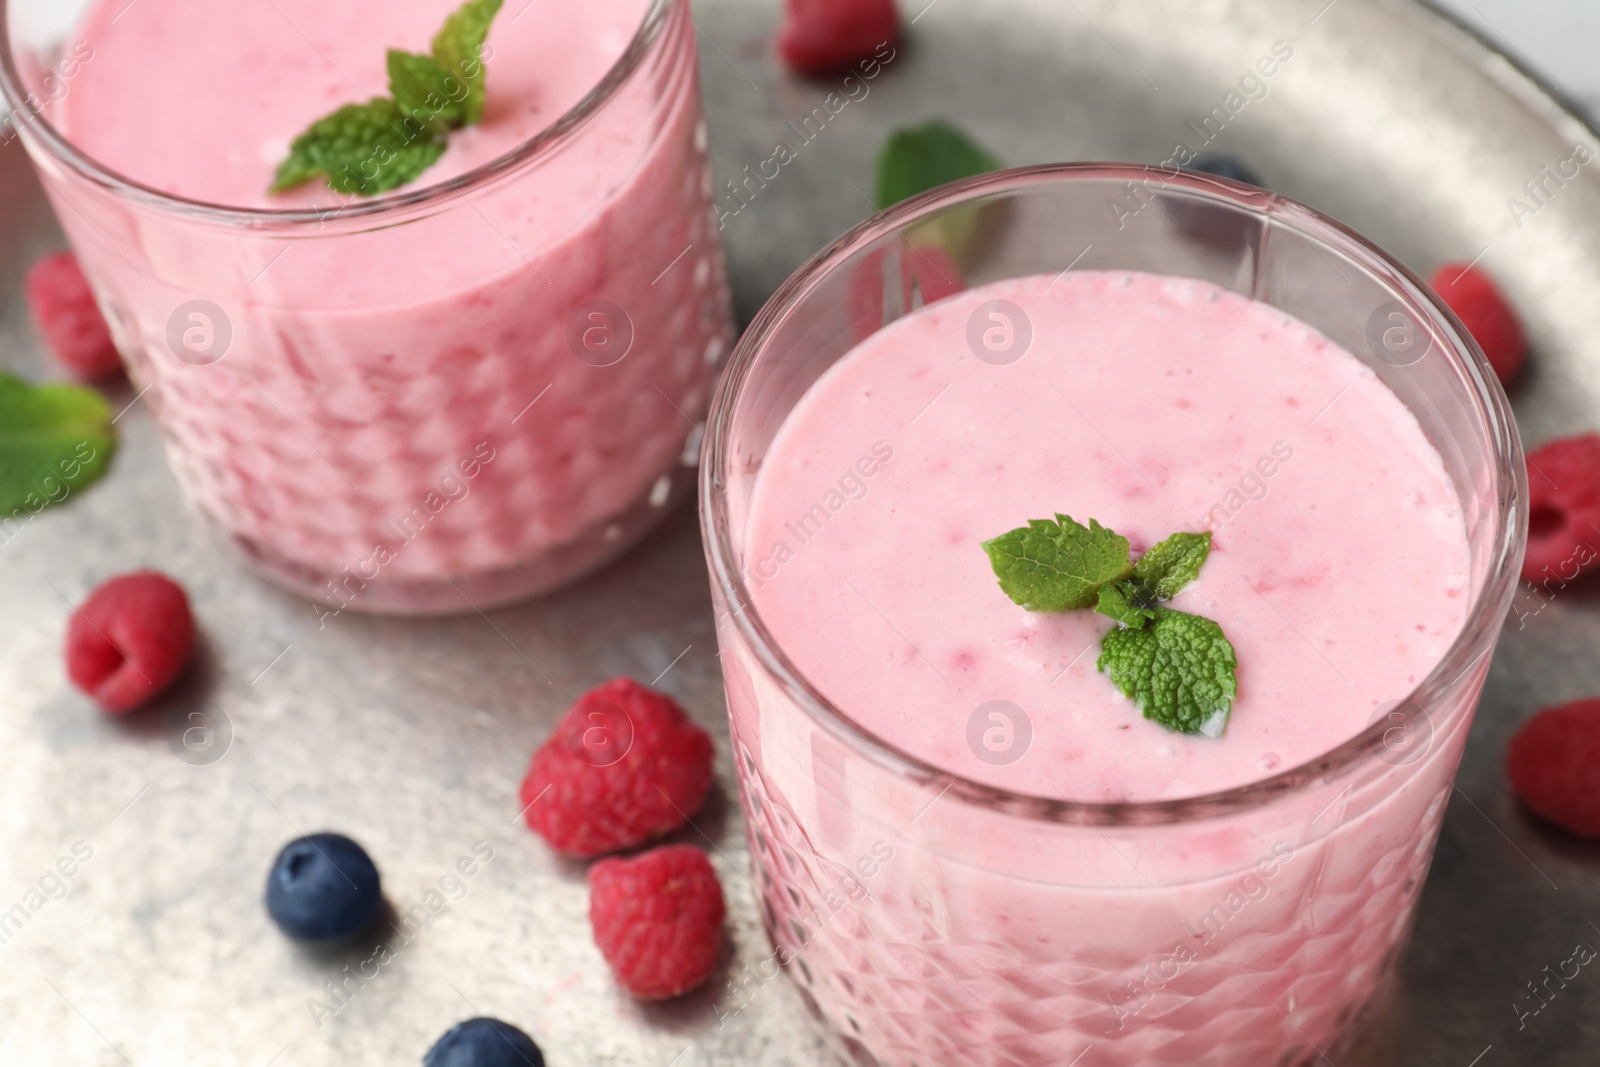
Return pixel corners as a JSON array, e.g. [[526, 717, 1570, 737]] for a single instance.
[[1, 0, 1596, 1063]]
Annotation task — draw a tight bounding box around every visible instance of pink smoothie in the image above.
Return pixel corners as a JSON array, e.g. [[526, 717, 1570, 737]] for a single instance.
[[34, 0, 731, 609], [55, 0, 650, 209], [744, 270, 1470, 801], [722, 270, 1479, 1064]]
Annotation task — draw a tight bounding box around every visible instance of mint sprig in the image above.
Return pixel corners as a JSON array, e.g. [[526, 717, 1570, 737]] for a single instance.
[[983, 518, 1238, 737], [0, 372, 115, 516], [1099, 609, 1238, 738], [1129, 531, 1211, 601], [271, 100, 448, 196], [1094, 581, 1155, 628], [981, 514, 1133, 612], [431, 0, 502, 124], [387, 50, 468, 128], [875, 120, 1001, 211], [271, 0, 503, 196], [875, 120, 1002, 259]]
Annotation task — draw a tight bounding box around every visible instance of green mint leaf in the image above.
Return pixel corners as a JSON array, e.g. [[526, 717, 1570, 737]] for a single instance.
[[875, 120, 1001, 210], [271, 0, 502, 196], [270, 98, 447, 195], [981, 515, 1237, 736], [1097, 608, 1238, 737], [1095, 581, 1156, 629], [1131, 531, 1212, 601], [982, 514, 1133, 612], [432, 0, 503, 126], [387, 50, 467, 128], [0, 373, 115, 516]]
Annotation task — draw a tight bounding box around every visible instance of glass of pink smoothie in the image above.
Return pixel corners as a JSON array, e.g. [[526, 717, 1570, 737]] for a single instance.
[[702, 165, 1525, 1065], [1, 0, 732, 613]]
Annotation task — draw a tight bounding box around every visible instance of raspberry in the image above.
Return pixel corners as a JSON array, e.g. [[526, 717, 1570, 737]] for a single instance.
[[520, 678, 714, 858], [1522, 434, 1600, 584], [778, 0, 899, 76], [1428, 263, 1526, 385], [1507, 699, 1600, 837], [589, 844, 725, 1000], [65, 571, 195, 713], [25, 251, 121, 378]]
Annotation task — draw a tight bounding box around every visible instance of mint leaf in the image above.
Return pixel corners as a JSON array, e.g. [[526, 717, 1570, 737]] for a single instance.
[[432, 0, 503, 125], [1096, 581, 1156, 628], [271, 98, 447, 195], [271, 0, 501, 196], [1131, 531, 1212, 601], [1098, 608, 1238, 737], [388, 50, 466, 128], [875, 120, 1002, 260], [875, 120, 1001, 210], [0, 373, 115, 515], [982, 516, 1237, 737], [982, 514, 1133, 612]]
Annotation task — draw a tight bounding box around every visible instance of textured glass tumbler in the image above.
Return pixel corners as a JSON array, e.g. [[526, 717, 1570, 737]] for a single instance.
[[701, 165, 1525, 1066], [0, 0, 733, 614]]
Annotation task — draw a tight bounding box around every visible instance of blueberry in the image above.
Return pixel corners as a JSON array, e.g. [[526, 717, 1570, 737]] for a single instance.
[[424, 1018, 545, 1067], [265, 833, 382, 943], [1186, 155, 1263, 188]]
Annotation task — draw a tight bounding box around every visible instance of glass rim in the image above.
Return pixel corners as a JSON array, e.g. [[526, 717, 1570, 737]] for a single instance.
[[700, 161, 1527, 827], [0, 0, 672, 228]]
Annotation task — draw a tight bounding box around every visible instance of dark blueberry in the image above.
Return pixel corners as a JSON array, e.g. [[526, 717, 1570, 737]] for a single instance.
[[265, 833, 382, 943], [1186, 155, 1263, 188], [424, 1018, 544, 1067]]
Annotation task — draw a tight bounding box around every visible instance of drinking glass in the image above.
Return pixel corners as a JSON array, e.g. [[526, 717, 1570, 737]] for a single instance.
[[1, 0, 733, 613], [701, 163, 1525, 1066]]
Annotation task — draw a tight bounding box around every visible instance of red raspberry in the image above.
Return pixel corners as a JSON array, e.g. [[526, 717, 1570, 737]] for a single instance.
[[520, 678, 714, 858], [65, 572, 196, 713], [1507, 699, 1600, 837], [1522, 434, 1600, 584], [1428, 263, 1526, 385], [778, 0, 899, 76], [589, 844, 725, 1000], [25, 251, 121, 378]]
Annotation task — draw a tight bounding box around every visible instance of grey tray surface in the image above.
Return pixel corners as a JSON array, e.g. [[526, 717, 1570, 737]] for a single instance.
[[2, 0, 1597, 1063]]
